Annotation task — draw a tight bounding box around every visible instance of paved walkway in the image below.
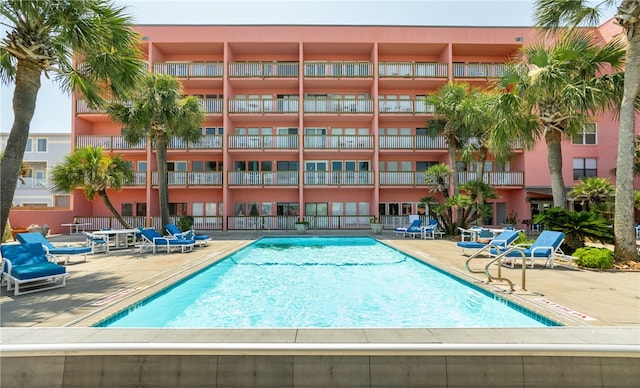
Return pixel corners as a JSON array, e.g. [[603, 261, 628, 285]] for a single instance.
[[1, 231, 639, 328]]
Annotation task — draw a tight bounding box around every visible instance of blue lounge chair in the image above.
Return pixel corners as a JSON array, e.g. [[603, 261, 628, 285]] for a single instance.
[[457, 230, 519, 255], [82, 232, 109, 253], [490, 230, 565, 268], [394, 219, 422, 237], [165, 224, 211, 247], [420, 219, 440, 239], [16, 232, 91, 265], [139, 228, 195, 254], [1, 243, 69, 295]]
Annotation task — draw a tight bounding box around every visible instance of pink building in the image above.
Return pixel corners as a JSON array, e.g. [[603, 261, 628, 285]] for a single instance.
[[65, 23, 638, 232]]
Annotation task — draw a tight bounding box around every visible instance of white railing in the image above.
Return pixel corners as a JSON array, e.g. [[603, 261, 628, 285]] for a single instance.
[[379, 171, 429, 186], [228, 215, 298, 230], [228, 62, 299, 77], [303, 135, 374, 149], [75, 216, 223, 231], [200, 97, 223, 113], [75, 136, 146, 150], [378, 62, 448, 78], [151, 171, 223, 186], [166, 135, 222, 150], [227, 135, 299, 149], [152, 62, 224, 77], [453, 63, 506, 78], [228, 97, 299, 113], [379, 135, 446, 149], [303, 97, 373, 113], [124, 172, 146, 186], [228, 171, 298, 186], [304, 61, 373, 77], [379, 99, 435, 114], [458, 171, 524, 186], [303, 171, 374, 185]]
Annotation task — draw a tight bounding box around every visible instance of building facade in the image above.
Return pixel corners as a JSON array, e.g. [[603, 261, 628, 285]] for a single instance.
[[69, 23, 639, 231], [0, 132, 71, 208]]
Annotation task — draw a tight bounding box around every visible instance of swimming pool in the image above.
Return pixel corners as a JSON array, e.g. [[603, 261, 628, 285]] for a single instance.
[[97, 237, 559, 328]]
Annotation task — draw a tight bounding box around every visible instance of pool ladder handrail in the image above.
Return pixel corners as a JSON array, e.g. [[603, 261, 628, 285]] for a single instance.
[[465, 243, 527, 291], [253, 222, 272, 236]]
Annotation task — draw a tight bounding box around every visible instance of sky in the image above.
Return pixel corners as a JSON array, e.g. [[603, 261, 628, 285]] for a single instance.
[[0, 0, 618, 134]]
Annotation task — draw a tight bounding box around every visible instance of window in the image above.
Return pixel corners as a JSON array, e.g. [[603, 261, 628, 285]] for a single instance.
[[168, 203, 188, 217], [24, 139, 32, 152], [122, 203, 133, 217], [573, 123, 597, 145], [573, 158, 597, 180], [277, 202, 299, 216], [416, 161, 438, 172], [193, 161, 221, 171], [36, 138, 47, 152]]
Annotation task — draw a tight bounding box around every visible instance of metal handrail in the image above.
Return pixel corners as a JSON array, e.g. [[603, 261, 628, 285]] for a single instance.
[[464, 244, 527, 291]]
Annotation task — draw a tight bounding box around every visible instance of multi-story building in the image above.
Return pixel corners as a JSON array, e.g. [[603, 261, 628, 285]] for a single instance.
[[0, 132, 71, 208], [69, 22, 639, 232]]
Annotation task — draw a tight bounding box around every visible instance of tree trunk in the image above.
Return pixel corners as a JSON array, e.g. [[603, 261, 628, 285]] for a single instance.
[[0, 61, 41, 238], [449, 143, 459, 195], [614, 29, 640, 262], [155, 136, 171, 229], [98, 190, 132, 229], [545, 129, 566, 208]]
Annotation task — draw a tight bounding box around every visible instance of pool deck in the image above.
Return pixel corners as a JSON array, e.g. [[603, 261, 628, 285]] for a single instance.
[[2, 230, 639, 346]]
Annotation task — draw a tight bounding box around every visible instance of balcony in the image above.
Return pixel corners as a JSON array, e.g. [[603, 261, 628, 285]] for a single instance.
[[228, 97, 299, 114], [151, 171, 223, 186], [152, 62, 224, 78], [458, 171, 524, 186], [303, 171, 374, 186], [304, 61, 373, 78], [453, 63, 506, 78], [198, 97, 223, 114], [166, 135, 223, 150], [378, 62, 448, 78], [304, 97, 373, 114], [379, 171, 429, 186], [304, 135, 373, 150], [379, 135, 446, 150], [228, 171, 298, 186], [379, 99, 435, 114], [76, 136, 146, 150], [228, 62, 299, 78], [124, 172, 147, 186], [227, 135, 299, 150]]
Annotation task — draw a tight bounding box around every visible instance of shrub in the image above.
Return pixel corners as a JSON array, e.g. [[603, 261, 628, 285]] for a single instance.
[[573, 247, 614, 270], [513, 232, 534, 245], [176, 215, 194, 232], [533, 207, 613, 254]]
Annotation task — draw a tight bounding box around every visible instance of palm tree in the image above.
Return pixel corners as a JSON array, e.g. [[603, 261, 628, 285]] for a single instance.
[[498, 30, 625, 209], [0, 0, 145, 238], [107, 73, 205, 227], [533, 0, 640, 263], [50, 146, 134, 228], [569, 176, 616, 218]]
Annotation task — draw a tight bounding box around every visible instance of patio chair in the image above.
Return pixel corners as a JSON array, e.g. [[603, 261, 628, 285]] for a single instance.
[[458, 226, 483, 242], [394, 219, 422, 237], [82, 231, 109, 254], [490, 230, 566, 269], [420, 219, 440, 239], [139, 228, 195, 254], [1, 243, 69, 296], [165, 224, 211, 247], [16, 232, 91, 265], [457, 230, 520, 255]]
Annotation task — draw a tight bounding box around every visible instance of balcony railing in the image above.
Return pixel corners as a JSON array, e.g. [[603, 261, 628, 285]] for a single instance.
[[378, 62, 448, 78], [76, 135, 147, 150], [199, 97, 223, 113], [151, 171, 223, 186], [379, 171, 429, 186], [124, 172, 147, 186], [227, 135, 299, 149], [303, 171, 374, 186], [453, 63, 506, 78], [304, 97, 373, 114], [165, 135, 223, 150], [75, 216, 223, 231], [458, 171, 524, 186], [379, 99, 435, 114], [303, 135, 373, 150], [76, 100, 104, 114], [152, 62, 224, 78], [379, 135, 446, 150], [304, 61, 373, 77], [228, 97, 299, 113], [228, 61, 299, 78], [228, 171, 298, 186]]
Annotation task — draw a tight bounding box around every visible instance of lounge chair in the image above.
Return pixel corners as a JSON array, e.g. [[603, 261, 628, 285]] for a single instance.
[[16, 232, 91, 265], [394, 219, 422, 237], [421, 219, 441, 239], [490, 230, 566, 268], [165, 224, 211, 247], [457, 230, 520, 255], [458, 226, 483, 242], [82, 231, 109, 253], [1, 243, 69, 296], [139, 228, 195, 254]]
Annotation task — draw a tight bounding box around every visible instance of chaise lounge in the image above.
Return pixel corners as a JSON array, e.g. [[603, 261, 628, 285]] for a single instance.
[[16, 232, 92, 265], [139, 228, 196, 254], [457, 230, 520, 255], [1, 243, 69, 296], [165, 224, 211, 247], [490, 230, 566, 268]]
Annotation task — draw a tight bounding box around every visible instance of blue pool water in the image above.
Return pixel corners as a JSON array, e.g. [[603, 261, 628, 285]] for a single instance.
[[99, 237, 557, 328]]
